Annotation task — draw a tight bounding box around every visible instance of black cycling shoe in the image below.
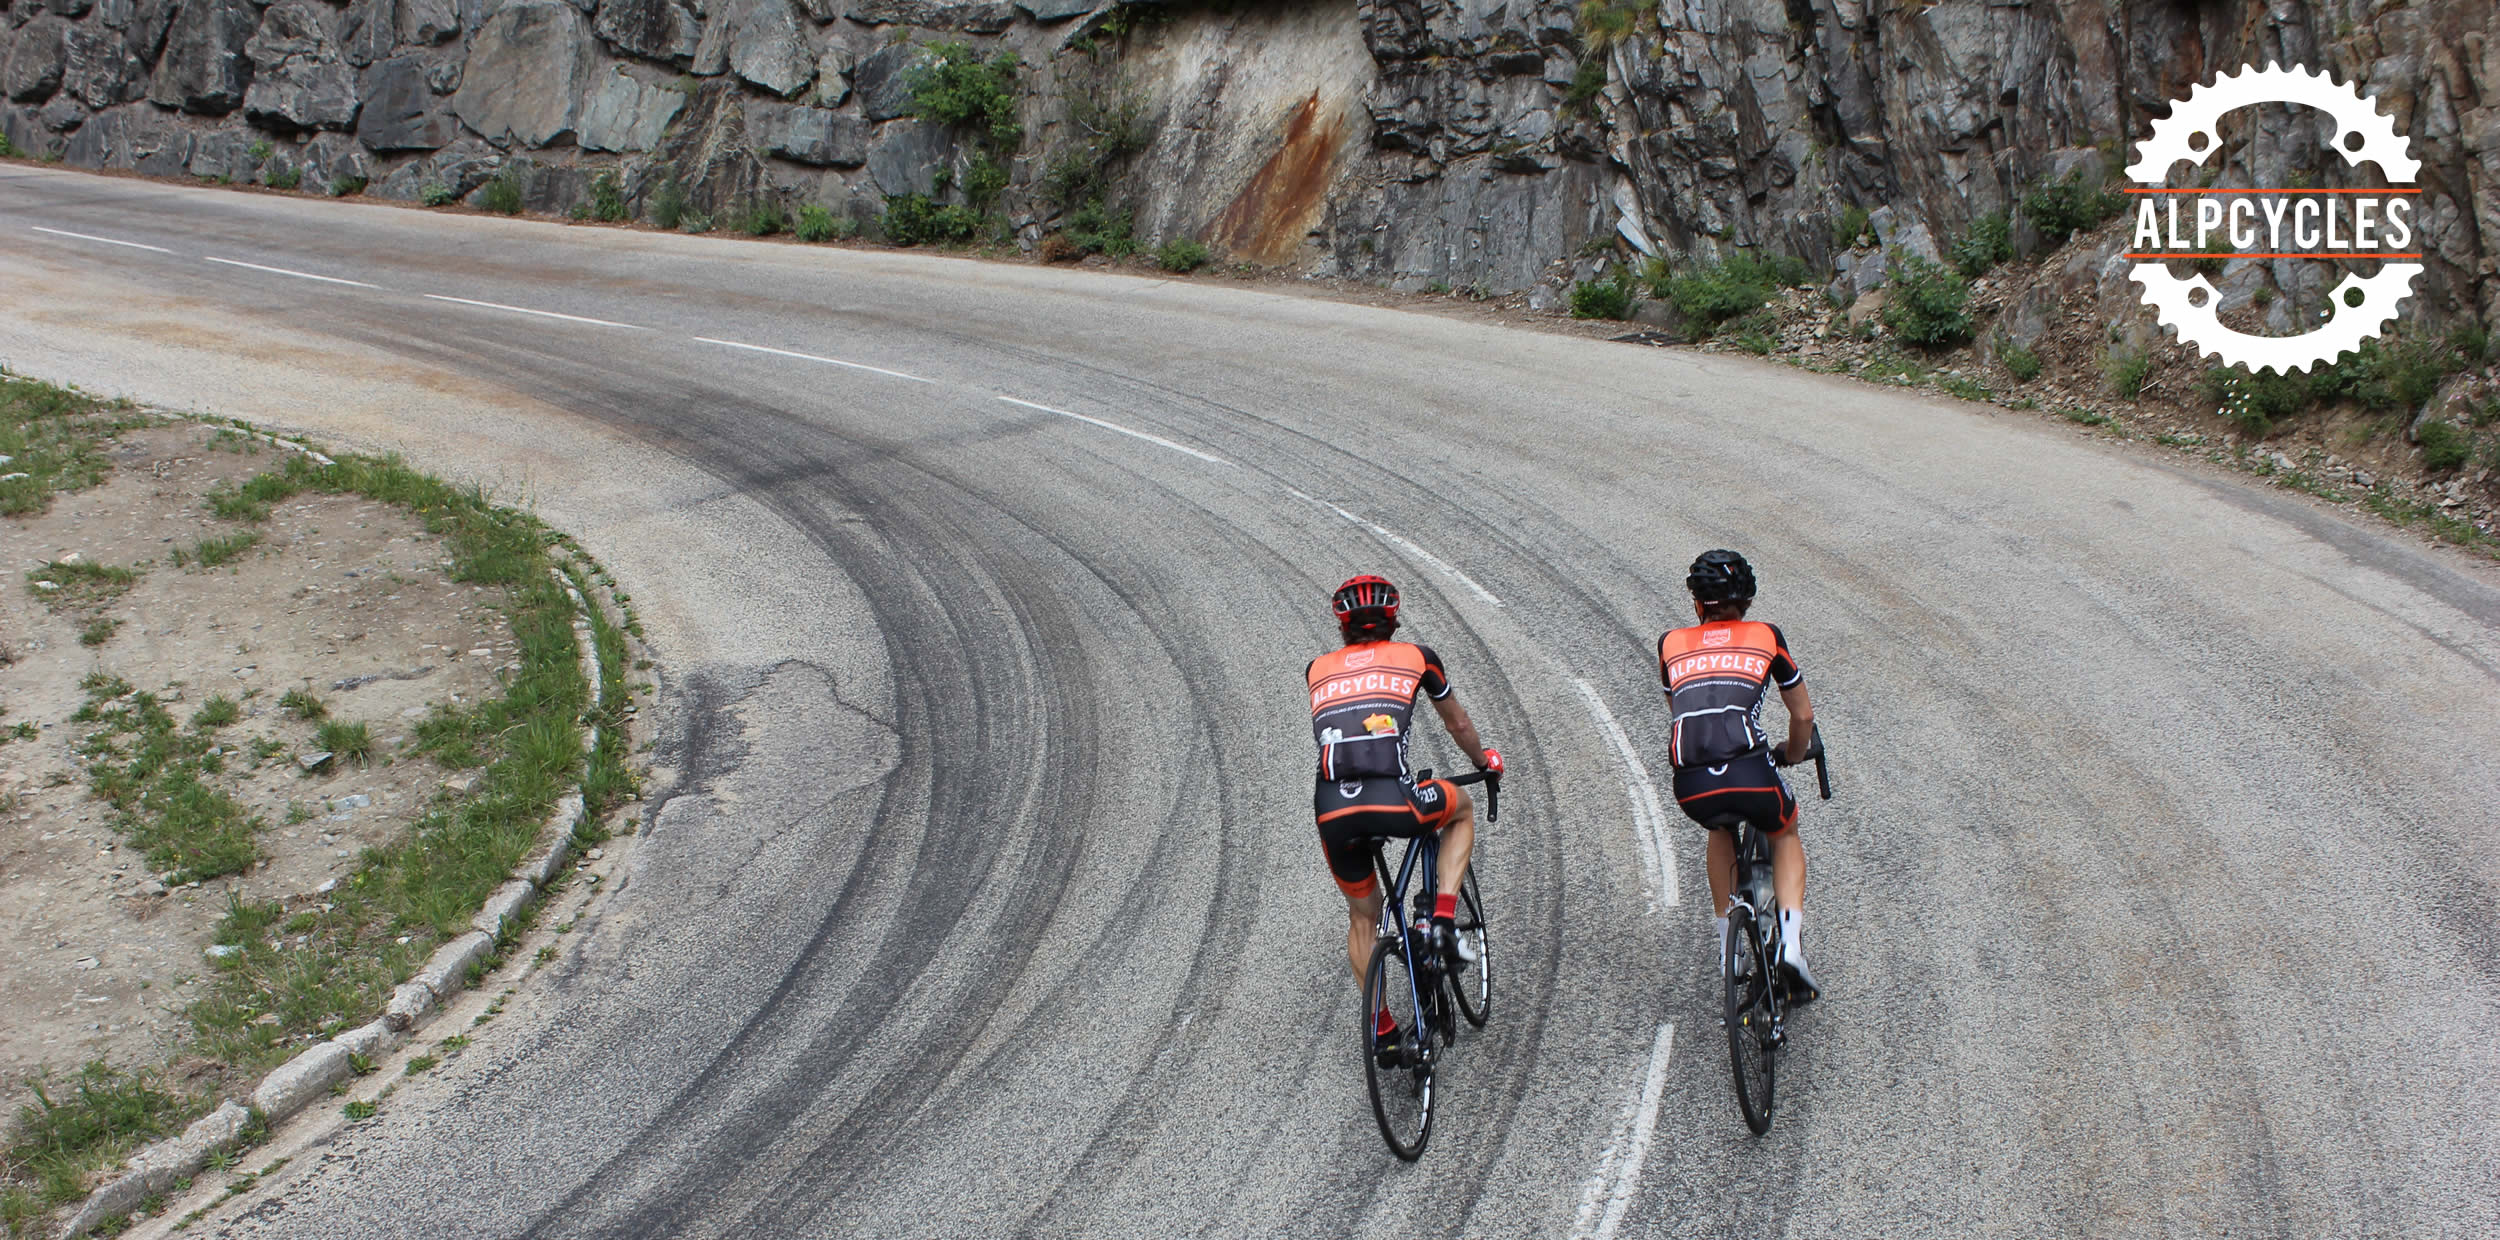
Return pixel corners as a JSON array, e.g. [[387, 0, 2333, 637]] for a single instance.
[[1373, 1026, 1404, 1068]]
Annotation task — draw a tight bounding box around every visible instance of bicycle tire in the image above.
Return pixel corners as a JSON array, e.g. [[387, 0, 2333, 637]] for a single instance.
[[1724, 908, 1777, 1135], [1451, 866, 1490, 1028], [1363, 936, 1436, 1160]]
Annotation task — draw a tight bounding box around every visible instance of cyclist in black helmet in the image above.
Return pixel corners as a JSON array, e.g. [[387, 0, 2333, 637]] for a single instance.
[[1657, 550, 1821, 999]]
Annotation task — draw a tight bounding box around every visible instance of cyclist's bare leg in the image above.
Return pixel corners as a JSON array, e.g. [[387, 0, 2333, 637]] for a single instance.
[[1435, 789, 1476, 902], [1705, 829, 1735, 914], [1770, 828, 1805, 910], [1345, 890, 1384, 991]]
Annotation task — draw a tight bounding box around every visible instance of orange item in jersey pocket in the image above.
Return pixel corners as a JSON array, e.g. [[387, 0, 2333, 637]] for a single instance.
[[1363, 713, 1398, 735]]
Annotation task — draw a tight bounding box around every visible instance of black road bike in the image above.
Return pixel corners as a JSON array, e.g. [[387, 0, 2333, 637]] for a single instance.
[[1715, 728, 1829, 1135], [1361, 768, 1495, 1161]]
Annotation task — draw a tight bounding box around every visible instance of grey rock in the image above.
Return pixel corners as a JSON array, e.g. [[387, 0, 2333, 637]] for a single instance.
[[129, 116, 193, 175], [243, 1, 359, 132], [692, 0, 812, 98], [250, 1040, 354, 1120], [149, 0, 257, 115], [336, 0, 392, 66], [413, 928, 494, 998], [520, 835, 574, 887], [451, 1, 590, 148], [61, 24, 147, 109], [591, 0, 698, 63], [382, 979, 436, 1029], [425, 57, 458, 92], [755, 98, 862, 166], [38, 90, 79, 128], [297, 749, 334, 770], [1014, 0, 1091, 20], [792, 0, 838, 21], [850, 39, 926, 122], [576, 67, 679, 151], [808, 43, 847, 105], [48, 0, 95, 16], [356, 54, 453, 150], [844, 0, 1012, 32], [3, 15, 68, 103], [331, 1017, 403, 1059], [470, 877, 536, 936], [395, 0, 457, 44], [61, 1102, 252, 1239], [864, 116, 946, 195]]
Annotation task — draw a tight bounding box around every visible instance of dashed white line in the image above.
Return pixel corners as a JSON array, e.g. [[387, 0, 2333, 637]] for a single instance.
[[1570, 1022, 1677, 1240], [29, 226, 171, 253], [1570, 676, 1677, 909], [1314, 499, 1504, 607], [998, 396, 1232, 466], [692, 336, 933, 384], [422, 294, 644, 330], [204, 256, 381, 289]]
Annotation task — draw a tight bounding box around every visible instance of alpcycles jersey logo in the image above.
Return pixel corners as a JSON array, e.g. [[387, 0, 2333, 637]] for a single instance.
[[2125, 64, 2421, 374]]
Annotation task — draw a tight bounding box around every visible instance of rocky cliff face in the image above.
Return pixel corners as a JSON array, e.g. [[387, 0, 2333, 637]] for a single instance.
[[3, 0, 2494, 324]]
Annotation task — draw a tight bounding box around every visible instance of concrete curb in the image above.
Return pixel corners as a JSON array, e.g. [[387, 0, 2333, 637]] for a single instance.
[[59, 552, 619, 1239]]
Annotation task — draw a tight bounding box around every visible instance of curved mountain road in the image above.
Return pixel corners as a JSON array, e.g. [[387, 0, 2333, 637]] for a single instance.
[[3, 165, 2496, 1239]]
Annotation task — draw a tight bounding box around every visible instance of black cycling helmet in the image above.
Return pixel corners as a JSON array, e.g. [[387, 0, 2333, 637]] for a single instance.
[[1686, 550, 1757, 604], [1332, 574, 1400, 624]]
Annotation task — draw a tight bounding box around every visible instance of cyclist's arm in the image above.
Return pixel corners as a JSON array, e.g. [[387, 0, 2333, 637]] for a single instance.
[[1778, 682, 1814, 765], [1430, 692, 1492, 769]]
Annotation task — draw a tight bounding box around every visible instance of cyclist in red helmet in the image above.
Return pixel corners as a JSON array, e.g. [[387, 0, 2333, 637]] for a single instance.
[[1660, 549, 1821, 999], [1307, 575, 1502, 1063]]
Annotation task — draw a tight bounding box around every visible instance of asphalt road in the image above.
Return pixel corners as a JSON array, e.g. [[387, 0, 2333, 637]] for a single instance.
[[4, 164, 2497, 1239]]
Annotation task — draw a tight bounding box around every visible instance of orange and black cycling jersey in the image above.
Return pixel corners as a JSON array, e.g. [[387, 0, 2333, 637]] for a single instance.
[[1658, 620, 1801, 768], [1306, 641, 1449, 781]]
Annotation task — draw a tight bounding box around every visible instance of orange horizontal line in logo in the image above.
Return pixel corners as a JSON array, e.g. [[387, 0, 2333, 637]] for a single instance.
[[2122, 253, 2421, 259], [2120, 188, 2422, 194]]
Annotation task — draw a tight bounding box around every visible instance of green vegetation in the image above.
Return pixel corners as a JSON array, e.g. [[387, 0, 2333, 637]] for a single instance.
[[26, 560, 140, 609], [1878, 254, 1974, 349], [328, 175, 368, 198], [1998, 334, 2043, 383], [419, 182, 459, 208], [734, 200, 788, 237], [648, 178, 688, 231], [2064, 407, 2115, 428], [1655, 252, 1809, 336], [74, 679, 264, 882], [2416, 419, 2469, 471], [1937, 374, 1991, 402], [1563, 59, 1608, 112], [1569, 270, 1635, 320], [583, 170, 628, 223], [79, 617, 120, 647], [342, 1100, 376, 1120], [193, 695, 242, 729], [1155, 238, 1210, 273], [1, 1062, 197, 1227], [264, 163, 302, 192], [793, 204, 856, 243], [279, 688, 327, 721], [2023, 166, 2124, 248], [1832, 204, 1872, 250], [881, 193, 979, 246], [479, 170, 525, 216], [170, 529, 261, 569], [1061, 198, 1136, 257], [247, 139, 273, 165], [1566, 0, 1639, 112], [2105, 348, 2153, 401], [908, 42, 1024, 148], [1950, 210, 2011, 277], [315, 720, 375, 766], [0, 132, 17, 160], [2194, 324, 2489, 438], [1, 370, 147, 516]]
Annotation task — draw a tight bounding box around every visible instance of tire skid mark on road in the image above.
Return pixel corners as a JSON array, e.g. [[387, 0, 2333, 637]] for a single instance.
[[1568, 677, 1676, 911], [1569, 1021, 1674, 1240]]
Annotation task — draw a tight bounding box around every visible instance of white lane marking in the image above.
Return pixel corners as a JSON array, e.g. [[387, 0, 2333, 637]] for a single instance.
[[692, 336, 933, 384], [1570, 676, 1677, 910], [422, 294, 644, 330], [203, 256, 381, 289], [30, 226, 172, 254], [1318, 500, 1504, 607], [998, 396, 1233, 466], [1571, 1022, 1676, 1240]]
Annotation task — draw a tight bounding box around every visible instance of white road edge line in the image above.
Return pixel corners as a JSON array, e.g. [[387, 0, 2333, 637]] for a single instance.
[[423, 294, 644, 330], [998, 396, 1232, 466], [1570, 1022, 1676, 1240], [1316, 500, 1503, 607], [29, 226, 171, 254], [1570, 676, 1677, 910], [693, 336, 934, 384], [203, 256, 381, 289]]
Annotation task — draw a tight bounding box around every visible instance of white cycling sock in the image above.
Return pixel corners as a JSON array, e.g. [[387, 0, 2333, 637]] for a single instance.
[[1778, 908, 1803, 961], [1714, 915, 1730, 973]]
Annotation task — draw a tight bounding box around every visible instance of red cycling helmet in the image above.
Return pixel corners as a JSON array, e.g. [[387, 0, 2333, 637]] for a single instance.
[[1332, 575, 1400, 623]]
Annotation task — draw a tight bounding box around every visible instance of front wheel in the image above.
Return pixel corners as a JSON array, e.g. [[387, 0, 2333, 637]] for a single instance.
[[1363, 936, 1436, 1160], [1450, 866, 1490, 1028], [1724, 908, 1777, 1135]]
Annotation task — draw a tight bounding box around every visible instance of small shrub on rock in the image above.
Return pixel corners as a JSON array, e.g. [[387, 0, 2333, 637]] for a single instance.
[[2024, 167, 2124, 248], [883, 193, 977, 246], [265, 163, 303, 192], [649, 178, 687, 230], [1156, 238, 1210, 273], [1659, 252, 1808, 336], [1063, 199, 1136, 257], [479, 171, 525, 216], [328, 175, 368, 198], [1997, 334, 2044, 383], [1951, 210, 2011, 277], [1878, 254, 1973, 349], [1569, 271, 1634, 320], [585, 171, 628, 223], [419, 182, 458, 208], [908, 42, 1024, 148], [794, 204, 854, 242], [2416, 420, 2470, 471], [2104, 348, 2153, 401], [735, 200, 786, 236]]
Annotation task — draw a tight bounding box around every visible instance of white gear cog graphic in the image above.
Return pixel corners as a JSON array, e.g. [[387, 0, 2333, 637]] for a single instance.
[[2125, 63, 2422, 375]]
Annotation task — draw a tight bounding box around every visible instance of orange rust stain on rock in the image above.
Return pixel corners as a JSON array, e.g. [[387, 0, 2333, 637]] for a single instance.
[[1210, 92, 1346, 265]]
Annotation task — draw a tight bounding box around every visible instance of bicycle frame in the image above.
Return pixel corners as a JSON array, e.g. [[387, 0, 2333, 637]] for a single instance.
[[1367, 769, 1497, 1048]]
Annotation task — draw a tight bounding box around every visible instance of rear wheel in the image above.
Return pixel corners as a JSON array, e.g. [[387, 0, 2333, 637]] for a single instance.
[[1363, 936, 1435, 1160], [1451, 866, 1490, 1028], [1724, 909, 1777, 1135]]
